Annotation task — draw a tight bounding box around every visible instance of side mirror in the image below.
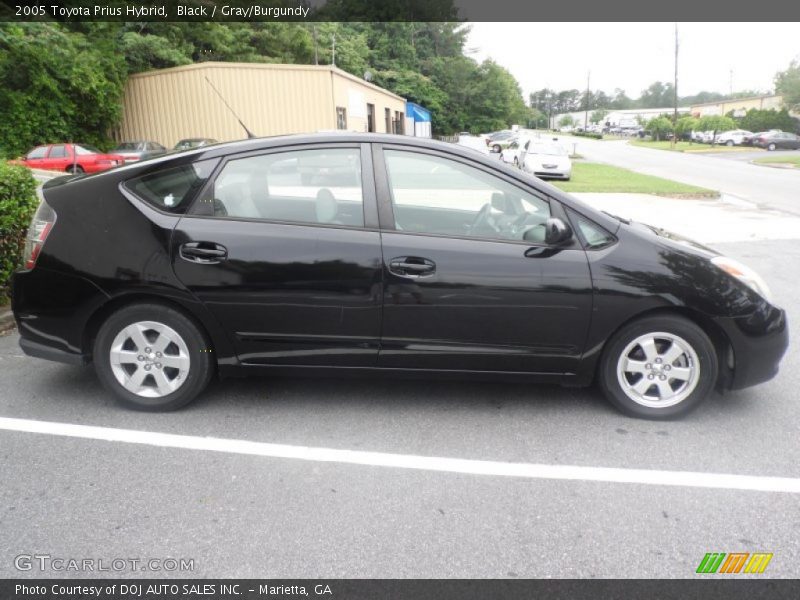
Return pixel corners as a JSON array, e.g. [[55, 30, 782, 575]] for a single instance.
[[544, 217, 573, 246]]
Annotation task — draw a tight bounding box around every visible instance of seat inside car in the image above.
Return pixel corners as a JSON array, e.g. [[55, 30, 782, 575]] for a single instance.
[[315, 188, 341, 224]]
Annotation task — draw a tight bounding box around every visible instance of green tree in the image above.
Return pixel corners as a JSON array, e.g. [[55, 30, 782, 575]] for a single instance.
[[738, 108, 798, 133], [674, 116, 698, 141], [775, 60, 800, 113], [0, 23, 126, 156], [646, 116, 673, 141], [558, 115, 576, 129], [590, 109, 609, 125], [696, 115, 736, 145], [638, 82, 674, 108]]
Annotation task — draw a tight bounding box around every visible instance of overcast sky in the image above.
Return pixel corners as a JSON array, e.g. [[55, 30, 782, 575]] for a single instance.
[[466, 23, 800, 99]]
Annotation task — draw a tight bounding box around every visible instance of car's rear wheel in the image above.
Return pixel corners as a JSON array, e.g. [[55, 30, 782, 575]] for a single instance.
[[726, 140, 734, 147], [767, 143, 776, 151], [493, 144, 501, 153], [67, 165, 84, 174], [598, 315, 717, 419], [93, 303, 213, 411]]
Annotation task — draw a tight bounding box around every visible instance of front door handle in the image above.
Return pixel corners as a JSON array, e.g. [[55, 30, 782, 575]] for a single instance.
[[179, 242, 228, 264], [388, 256, 436, 278]]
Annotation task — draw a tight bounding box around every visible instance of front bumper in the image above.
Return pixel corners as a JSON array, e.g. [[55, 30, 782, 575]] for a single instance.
[[717, 307, 789, 390]]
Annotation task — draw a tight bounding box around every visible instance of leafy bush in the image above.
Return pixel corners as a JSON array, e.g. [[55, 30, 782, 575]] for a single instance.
[[0, 162, 38, 301], [645, 116, 674, 141], [736, 109, 798, 134], [571, 131, 603, 139]]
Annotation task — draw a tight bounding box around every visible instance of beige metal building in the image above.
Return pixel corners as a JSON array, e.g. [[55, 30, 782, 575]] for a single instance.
[[115, 62, 408, 148], [690, 94, 786, 118]]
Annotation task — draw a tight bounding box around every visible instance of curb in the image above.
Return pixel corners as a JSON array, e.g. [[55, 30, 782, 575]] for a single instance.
[[0, 308, 16, 334]]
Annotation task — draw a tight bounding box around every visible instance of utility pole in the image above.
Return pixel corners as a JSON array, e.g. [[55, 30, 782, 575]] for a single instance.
[[671, 23, 679, 150], [313, 26, 318, 65], [331, 33, 336, 67], [584, 70, 591, 131]]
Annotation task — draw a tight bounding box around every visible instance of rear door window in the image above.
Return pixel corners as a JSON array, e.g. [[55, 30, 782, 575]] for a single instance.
[[209, 148, 364, 227]]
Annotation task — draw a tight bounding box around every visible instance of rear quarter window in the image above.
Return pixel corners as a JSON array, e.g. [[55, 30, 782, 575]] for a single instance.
[[124, 159, 217, 214]]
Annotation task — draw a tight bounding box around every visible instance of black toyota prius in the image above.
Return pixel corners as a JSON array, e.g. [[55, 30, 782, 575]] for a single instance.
[[11, 134, 788, 419]]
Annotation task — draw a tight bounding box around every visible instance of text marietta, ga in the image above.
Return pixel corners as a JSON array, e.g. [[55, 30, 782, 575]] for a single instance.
[[16, 584, 332, 596]]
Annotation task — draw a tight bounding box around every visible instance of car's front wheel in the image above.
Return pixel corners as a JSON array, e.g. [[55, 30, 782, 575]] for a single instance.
[[93, 303, 213, 411], [598, 315, 717, 419], [767, 143, 776, 151]]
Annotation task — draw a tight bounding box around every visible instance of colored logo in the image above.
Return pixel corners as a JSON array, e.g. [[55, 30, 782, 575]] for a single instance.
[[696, 552, 773, 574]]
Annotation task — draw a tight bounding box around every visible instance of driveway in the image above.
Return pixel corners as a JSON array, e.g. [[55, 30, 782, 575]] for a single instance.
[[563, 138, 800, 215]]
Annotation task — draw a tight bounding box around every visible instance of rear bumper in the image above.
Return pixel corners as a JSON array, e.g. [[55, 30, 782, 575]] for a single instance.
[[12, 267, 108, 365], [717, 307, 789, 390], [19, 337, 87, 366]]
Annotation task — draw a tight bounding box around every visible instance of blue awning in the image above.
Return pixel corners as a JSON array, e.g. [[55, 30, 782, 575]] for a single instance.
[[407, 102, 431, 123]]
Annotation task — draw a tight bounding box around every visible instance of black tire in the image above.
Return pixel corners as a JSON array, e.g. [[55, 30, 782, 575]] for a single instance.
[[93, 303, 213, 411], [67, 165, 84, 174], [598, 314, 717, 420], [726, 140, 734, 147], [767, 143, 776, 151], [493, 144, 501, 153]]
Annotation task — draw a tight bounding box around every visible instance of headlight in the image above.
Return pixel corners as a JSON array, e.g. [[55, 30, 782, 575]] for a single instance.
[[711, 256, 773, 303]]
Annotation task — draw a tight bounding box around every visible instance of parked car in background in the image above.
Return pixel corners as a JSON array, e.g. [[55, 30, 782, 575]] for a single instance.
[[714, 130, 753, 146], [12, 133, 787, 419], [520, 139, 572, 180], [742, 130, 781, 146], [15, 143, 124, 174], [112, 141, 168, 163], [499, 139, 524, 166], [490, 136, 518, 154], [485, 130, 515, 152], [752, 131, 800, 151], [173, 138, 218, 152]]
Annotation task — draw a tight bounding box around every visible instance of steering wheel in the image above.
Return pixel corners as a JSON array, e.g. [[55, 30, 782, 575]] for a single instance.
[[469, 203, 495, 235]]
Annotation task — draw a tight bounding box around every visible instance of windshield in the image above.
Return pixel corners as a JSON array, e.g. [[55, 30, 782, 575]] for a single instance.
[[75, 145, 102, 155], [526, 143, 567, 156]]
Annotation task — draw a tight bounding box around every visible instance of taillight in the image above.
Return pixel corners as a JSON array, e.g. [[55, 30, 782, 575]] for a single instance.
[[23, 199, 56, 270]]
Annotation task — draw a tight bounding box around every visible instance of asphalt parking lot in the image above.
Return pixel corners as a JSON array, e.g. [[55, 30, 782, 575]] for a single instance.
[[1, 235, 798, 578]]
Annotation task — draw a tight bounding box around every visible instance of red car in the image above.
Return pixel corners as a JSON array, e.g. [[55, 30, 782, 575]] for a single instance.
[[15, 143, 124, 174]]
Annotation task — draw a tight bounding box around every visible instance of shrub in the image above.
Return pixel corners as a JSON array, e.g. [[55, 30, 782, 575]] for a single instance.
[[0, 161, 38, 302], [571, 131, 603, 139]]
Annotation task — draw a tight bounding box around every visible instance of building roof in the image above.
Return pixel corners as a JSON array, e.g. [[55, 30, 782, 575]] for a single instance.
[[689, 94, 782, 109], [128, 61, 406, 102]]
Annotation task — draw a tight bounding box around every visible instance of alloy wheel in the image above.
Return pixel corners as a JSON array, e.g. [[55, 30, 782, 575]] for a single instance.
[[615, 331, 700, 408], [109, 320, 191, 398]]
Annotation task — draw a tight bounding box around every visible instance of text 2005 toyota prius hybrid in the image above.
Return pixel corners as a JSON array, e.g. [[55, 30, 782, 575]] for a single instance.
[[12, 134, 788, 419]]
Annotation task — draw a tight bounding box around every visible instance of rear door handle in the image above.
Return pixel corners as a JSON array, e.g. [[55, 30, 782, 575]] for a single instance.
[[388, 256, 436, 278], [179, 242, 228, 264]]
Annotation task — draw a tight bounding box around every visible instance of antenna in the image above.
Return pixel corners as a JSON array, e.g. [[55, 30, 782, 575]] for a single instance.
[[204, 76, 256, 139]]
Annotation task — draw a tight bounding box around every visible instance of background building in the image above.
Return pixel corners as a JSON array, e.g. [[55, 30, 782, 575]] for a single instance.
[[115, 62, 410, 147], [690, 94, 786, 117]]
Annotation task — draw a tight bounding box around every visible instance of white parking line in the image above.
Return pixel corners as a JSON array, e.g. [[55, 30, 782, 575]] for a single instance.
[[2, 416, 799, 494]]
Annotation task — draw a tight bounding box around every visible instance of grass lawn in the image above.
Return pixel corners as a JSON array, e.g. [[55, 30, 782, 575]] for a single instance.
[[629, 140, 762, 153], [552, 162, 717, 197], [753, 156, 800, 168]]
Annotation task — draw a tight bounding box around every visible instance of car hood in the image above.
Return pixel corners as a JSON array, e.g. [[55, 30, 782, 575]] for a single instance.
[[628, 220, 720, 258]]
